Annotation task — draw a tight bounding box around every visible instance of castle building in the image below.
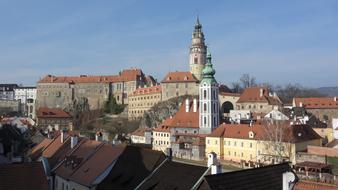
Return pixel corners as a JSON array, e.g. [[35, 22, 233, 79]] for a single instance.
[[189, 17, 207, 81], [36, 69, 153, 110], [199, 53, 220, 134]]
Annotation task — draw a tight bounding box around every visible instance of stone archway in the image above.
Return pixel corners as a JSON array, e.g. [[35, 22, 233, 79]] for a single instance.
[[221, 101, 234, 114]]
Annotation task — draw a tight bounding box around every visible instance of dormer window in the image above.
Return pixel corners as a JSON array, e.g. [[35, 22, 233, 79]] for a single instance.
[[168, 77, 171, 80], [249, 131, 255, 138]]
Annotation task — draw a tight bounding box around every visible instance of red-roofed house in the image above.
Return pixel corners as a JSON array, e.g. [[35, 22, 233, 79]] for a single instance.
[[236, 87, 283, 113], [293, 97, 338, 126], [161, 71, 199, 101], [130, 127, 153, 144], [36, 107, 73, 130], [152, 98, 206, 160], [206, 123, 321, 165]]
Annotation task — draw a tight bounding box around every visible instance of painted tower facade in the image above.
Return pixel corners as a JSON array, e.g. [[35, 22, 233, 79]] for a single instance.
[[189, 17, 207, 81], [199, 53, 219, 134]]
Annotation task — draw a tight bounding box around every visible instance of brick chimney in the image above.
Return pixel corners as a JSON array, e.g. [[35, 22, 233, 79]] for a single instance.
[[95, 131, 103, 141], [259, 88, 263, 97], [334, 97, 337, 102]]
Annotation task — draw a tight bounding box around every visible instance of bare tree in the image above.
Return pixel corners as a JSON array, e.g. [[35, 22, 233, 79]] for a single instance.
[[261, 120, 292, 164], [240, 73, 256, 89]]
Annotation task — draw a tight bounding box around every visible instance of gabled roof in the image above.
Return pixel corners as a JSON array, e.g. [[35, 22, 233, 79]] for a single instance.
[[237, 87, 282, 105], [29, 138, 53, 160], [293, 97, 338, 109], [97, 146, 166, 190], [38, 69, 144, 84], [0, 162, 48, 190], [208, 123, 322, 143], [199, 163, 291, 190], [37, 108, 71, 118], [161, 72, 198, 83], [138, 160, 208, 190]]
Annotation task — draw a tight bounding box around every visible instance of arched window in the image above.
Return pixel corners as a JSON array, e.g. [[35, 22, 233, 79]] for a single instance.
[[204, 117, 207, 125], [204, 103, 207, 111], [204, 90, 207, 99]]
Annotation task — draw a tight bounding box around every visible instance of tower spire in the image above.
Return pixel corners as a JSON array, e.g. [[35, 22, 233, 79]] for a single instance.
[[189, 16, 207, 81]]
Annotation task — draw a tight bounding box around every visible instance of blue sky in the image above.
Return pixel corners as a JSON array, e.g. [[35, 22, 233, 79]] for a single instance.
[[0, 0, 337, 87]]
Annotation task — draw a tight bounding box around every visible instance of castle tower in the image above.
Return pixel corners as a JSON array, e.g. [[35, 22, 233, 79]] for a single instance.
[[199, 52, 219, 134], [189, 17, 207, 81]]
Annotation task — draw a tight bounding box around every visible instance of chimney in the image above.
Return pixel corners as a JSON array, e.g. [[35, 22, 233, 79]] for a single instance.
[[259, 88, 263, 97], [95, 131, 103, 141], [334, 97, 337, 102], [70, 135, 78, 149], [60, 130, 66, 143], [299, 102, 303, 107], [207, 152, 222, 175], [193, 98, 197, 112], [165, 148, 172, 161], [185, 98, 190, 112], [282, 172, 296, 190]]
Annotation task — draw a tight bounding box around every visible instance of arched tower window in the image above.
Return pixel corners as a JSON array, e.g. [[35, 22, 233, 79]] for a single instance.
[[203, 90, 207, 99], [204, 103, 207, 112], [194, 57, 198, 64]]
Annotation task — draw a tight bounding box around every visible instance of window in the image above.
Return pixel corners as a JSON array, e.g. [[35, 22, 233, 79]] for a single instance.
[[204, 117, 207, 125], [234, 152, 237, 156], [215, 140, 217, 145], [203, 90, 207, 99], [250, 143, 252, 148], [241, 142, 244, 147], [204, 103, 207, 111], [228, 141, 230, 146], [207, 140, 210, 144], [234, 141, 237, 146], [241, 152, 243, 157], [228, 151, 231, 155], [194, 57, 198, 64], [176, 83, 179, 88]]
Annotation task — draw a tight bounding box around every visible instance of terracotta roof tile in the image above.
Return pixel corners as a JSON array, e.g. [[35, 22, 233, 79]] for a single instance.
[[161, 71, 198, 83], [130, 85, 161, 96], [208, 123, 321, 143], [237, 87, 282, 105], [38, 69, 144, 84], [37, 107, 71, 118], [29, 138, 53, 160], [163, 100, 199, 128], [131, 128, 152, 137], [294, 97, 338, 109], [294, 180, 338, 190], [0, 162, 48, 190]]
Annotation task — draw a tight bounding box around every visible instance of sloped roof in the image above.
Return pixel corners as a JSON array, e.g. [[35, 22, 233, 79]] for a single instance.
[[131, 128, 152, 137], [29, 138, 53, 160], [293, 180, 338, 190], [130, 85, 161, 96], [161, 72, 198, 83], [237, 87, 282, 105], [37, 107, 71, 118], [208, 123, 322, 143], [38, 69, 144, 84], [294, 97, 338, 109], [68, 144, 124, 187], [0, 162, 48, 190], [198, 163, 291, 190], [97, 146, 166, 190], [138, 160, 208, 190]]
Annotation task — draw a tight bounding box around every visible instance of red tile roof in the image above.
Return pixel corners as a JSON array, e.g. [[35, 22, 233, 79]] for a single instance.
[[0, 162, 48, 190], [38, 69, 144, 83], [161, 71, 198, 83], [130, 85, 161, 96], [72, 144, 124, 186], [131, 128, 152, 136], [294, 97, 338, 109], [294, 180, 338, 190], [208, 123, 321, 143], [237, 87, 282, 105], [159, 100, 199, 129], [29, 138, 53, 160], [37, 107, 72, 118]]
